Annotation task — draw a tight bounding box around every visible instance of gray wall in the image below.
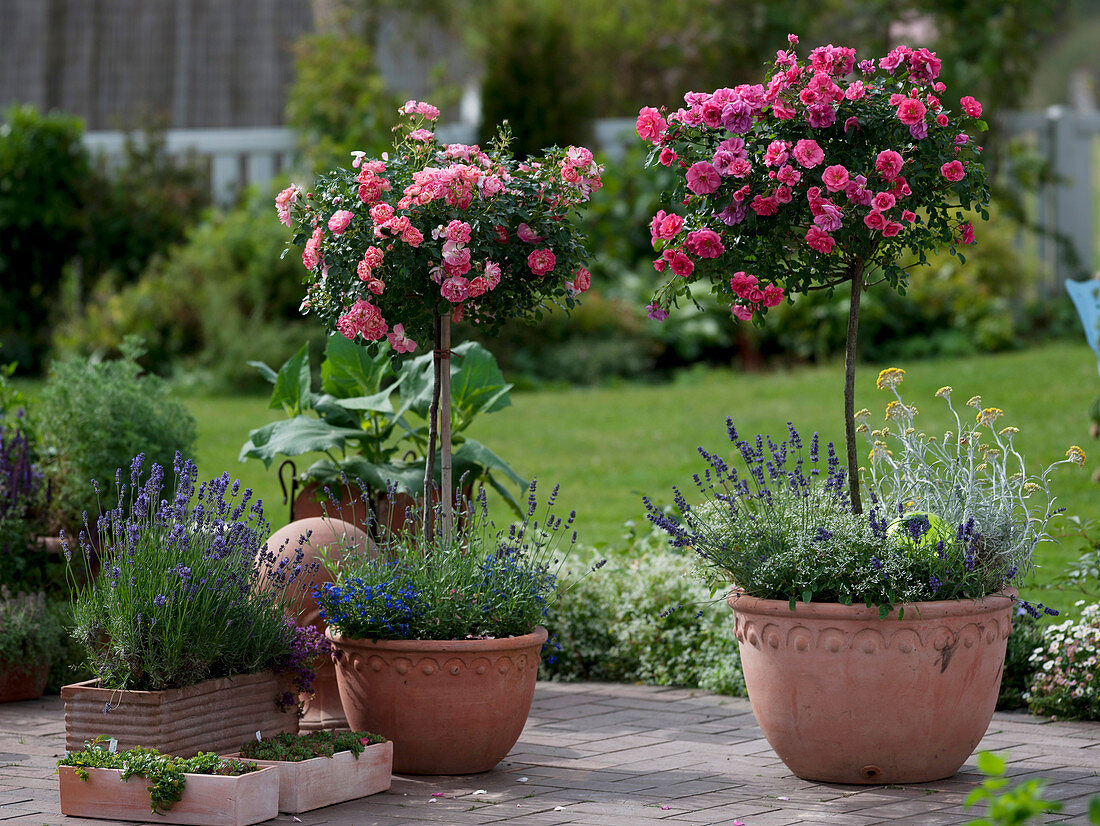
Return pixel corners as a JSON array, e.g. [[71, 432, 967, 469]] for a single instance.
[[0, 0, 313, 129]]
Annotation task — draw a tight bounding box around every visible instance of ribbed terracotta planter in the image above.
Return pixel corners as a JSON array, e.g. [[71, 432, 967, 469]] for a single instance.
[[0, 658, 49, 703], [729, 590, 1014, 784], [328, 626, 546, 775], [61, 671, 298, 757]]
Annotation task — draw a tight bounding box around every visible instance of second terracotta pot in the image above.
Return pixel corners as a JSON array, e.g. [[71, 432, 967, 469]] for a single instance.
[[328, 627, 546, 775], [729, 590, 1013, 784]]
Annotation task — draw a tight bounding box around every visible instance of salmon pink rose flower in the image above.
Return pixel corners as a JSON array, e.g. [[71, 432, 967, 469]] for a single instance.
[[328, 210, 354, 235], [793, 139, 824, 168], [636, 107, 667, 142], [686, 162, 721, 195]]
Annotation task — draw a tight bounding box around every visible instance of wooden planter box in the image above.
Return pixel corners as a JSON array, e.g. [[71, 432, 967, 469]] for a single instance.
[[229, 741, 393, 813], [58, 764, 279, 826], [61, 671, 298, 757], [0, 658, 49, 704]]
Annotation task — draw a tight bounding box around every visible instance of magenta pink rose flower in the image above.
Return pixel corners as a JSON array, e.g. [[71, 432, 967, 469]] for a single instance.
[[670, 251, 695, 277], [387, 323, 417, 354], [763, 283, 784, 307], [440, 276, 470, 302], [940, 160, 965, 182], [793, 139, 824, 168], [872, 192, 896, 212], [527, 248, 557, 276], [684, 228, 725, 259], [874, 150, 904, 181], [636, 107, 667, 143], [821, 165, 849, 192], [805, 226, 835, 253], [685, 162, 721, 195], [896, 97, 927, 126], [960, 96, 983, 118]]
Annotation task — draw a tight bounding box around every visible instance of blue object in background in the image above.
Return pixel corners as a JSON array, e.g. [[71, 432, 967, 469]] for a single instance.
[[1066, 278, 1100, 377]]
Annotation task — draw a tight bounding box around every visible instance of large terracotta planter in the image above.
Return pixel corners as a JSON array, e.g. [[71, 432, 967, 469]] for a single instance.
[[729, 590, 1014, 784], [261, 517, 373, 731], [328, 626, 547, 774], [61, 671, 298, 757], [227, 741, 393, 813], [0, 657, 49, 703], [58, 764, 278, 825]]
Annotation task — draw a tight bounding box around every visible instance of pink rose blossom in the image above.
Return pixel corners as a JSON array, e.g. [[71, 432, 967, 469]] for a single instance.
[[669, 251, 695, 277], [636, 107, 667, 142], [875, 150, 904, 181], [686, 162, 722, 195], [843, 116, 859, 133], [440, 276, 470, 303], [387, 324, 417, 354], [863, 211, 887, 231], [401, 225, 424, 247], [882, 221, 903, 237], [527, 248, 557, 276], [444, 220, 472, 244], [777, 165, 801, 186], [805, 226, 835, 253], [572, 267, 592, 295], [731, 304, 754, 321], [771, 98, 796, 120], [517, 223, 543, 243], [467, 276, 489, 298], [844, 81, 866, 101], [793, 139, 824, 168], [729, 271, 758, 297], [408, 129, 434, 142], [813, 202, 843, 232], [764, 140, 791, 167], [302, 227, 323, 272], [763, 284, 784, 307], [652, 258, 667, 273], [650, 210, 685, 243], [774, 185, 793, 204], [751, 195, 779, 216], [492, 225, 509, 243], [747, 287, 765, 304], [896, 98, 927, 126], [940, 160, 965, 181], [369, 203, 395, 224], [659, 147, 677, 166], [821, 164, 849, 192], [902, 210, 916, 223], [275, 185, 300, 227], [728, 158, 752, 178], [960, 96, 983, 118], [684, 228, 725, 259], [484, 261, 502, 289], [958, 221, 975, 244], [336, 299, 387, 341], [872, 192, 896, 212], [647, 304, 669, 321], [936, 113, 949, 127], [328, 210, 354, 235], [805, 103, 836, 129]]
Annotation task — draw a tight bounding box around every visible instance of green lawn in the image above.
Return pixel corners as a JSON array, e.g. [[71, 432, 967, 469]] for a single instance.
[[184, 341, 1100, 615]]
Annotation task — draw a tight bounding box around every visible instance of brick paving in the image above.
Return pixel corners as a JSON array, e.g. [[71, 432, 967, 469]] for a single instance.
[[1, 681, 1098, 825]]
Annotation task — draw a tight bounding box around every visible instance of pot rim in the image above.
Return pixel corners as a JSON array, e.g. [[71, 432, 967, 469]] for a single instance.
[[727, 588, 1017, 621], [326, 625, 548, 652]]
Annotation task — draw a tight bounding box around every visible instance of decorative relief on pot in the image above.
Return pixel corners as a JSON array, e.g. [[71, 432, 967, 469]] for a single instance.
[[734, 615, 1007, 654]]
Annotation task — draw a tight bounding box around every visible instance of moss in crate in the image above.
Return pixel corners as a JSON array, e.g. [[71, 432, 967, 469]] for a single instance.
[[239, 729, 386, 762], [58, 740, 260, 813]]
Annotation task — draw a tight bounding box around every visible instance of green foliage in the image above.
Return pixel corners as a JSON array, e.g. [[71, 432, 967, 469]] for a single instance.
[[964, 751, 1064, 825], [317, 486, 584, 640], [239, 729, 385, 762], [58, 742, 260, 815], [240, 335, 526, 513], [541, 525, 745, 696], [998, 610, 1045, 712], [54, 188, 326, 392], [0, 105, 90, 371], [477, 1, 594, 159], [0, 587, 62, 670], [285, 32, 398, 174], [38, 341, 196, 533]]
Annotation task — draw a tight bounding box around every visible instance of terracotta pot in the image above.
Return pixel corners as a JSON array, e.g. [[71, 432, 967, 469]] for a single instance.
[[61, 671, 298, 757], [292, 480, 475, 539], [225, 741, 392, 813], [260, 517, 374, 731], [58, 764, 278, 826], [328, 626, 547, 775], [729, 590, 1014, 784], [0, 658, 49, 703]]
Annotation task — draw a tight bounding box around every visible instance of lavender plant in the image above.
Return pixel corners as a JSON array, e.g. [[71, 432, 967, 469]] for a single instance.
[[644, 418, 1028, 616], [0, 586, 61, 669], [66, 454, 320, 695], [861, 368, 1085, 605], [316, 482, 596, 640]]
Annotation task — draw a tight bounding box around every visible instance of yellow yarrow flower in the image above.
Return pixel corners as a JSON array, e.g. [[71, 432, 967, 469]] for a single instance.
[[935, 386, 952, 399], [876, 367, 906, 390], [1022, 482, 1041, 496], [856, 423, 869, 433], [854, 408, 870, 423], [976, 407, 1003, 427], [1067, 445, 1087, 466], [999, 426, 1020, 438], [967, 395, 982, 409]]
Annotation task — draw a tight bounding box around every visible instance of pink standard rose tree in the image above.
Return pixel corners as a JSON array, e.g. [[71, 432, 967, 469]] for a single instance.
[[278, 102, 600, 537], [637, 37, 990, 511]]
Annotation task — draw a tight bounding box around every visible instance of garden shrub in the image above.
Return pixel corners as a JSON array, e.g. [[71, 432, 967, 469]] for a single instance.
[[0, 105, 90, 371], [542, 524, 745, 696], [477, 0, 594, 159], [38, 339, 197, 534], [54, 188, 327, 391], [1025, 601, 1100, 720], [285, 32, 397, 174]]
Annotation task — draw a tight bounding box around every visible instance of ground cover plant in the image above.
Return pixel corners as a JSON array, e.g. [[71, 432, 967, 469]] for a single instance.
[[239, 730, 386, 762]]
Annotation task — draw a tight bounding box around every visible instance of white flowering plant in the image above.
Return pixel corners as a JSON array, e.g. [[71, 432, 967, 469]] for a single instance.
[[861, 367, 1086, 600], [1025, 601, 1100, 720]]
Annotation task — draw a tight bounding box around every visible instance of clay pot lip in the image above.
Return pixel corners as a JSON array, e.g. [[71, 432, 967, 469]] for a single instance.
[[326, 625, 548, 652], [727, 588, 1017, 620]]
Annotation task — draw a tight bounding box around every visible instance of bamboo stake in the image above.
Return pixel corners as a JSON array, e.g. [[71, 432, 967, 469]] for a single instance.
[[439, 312, 454, 541], [843, 262, 865, 515], [423, 310, 441, 545]]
